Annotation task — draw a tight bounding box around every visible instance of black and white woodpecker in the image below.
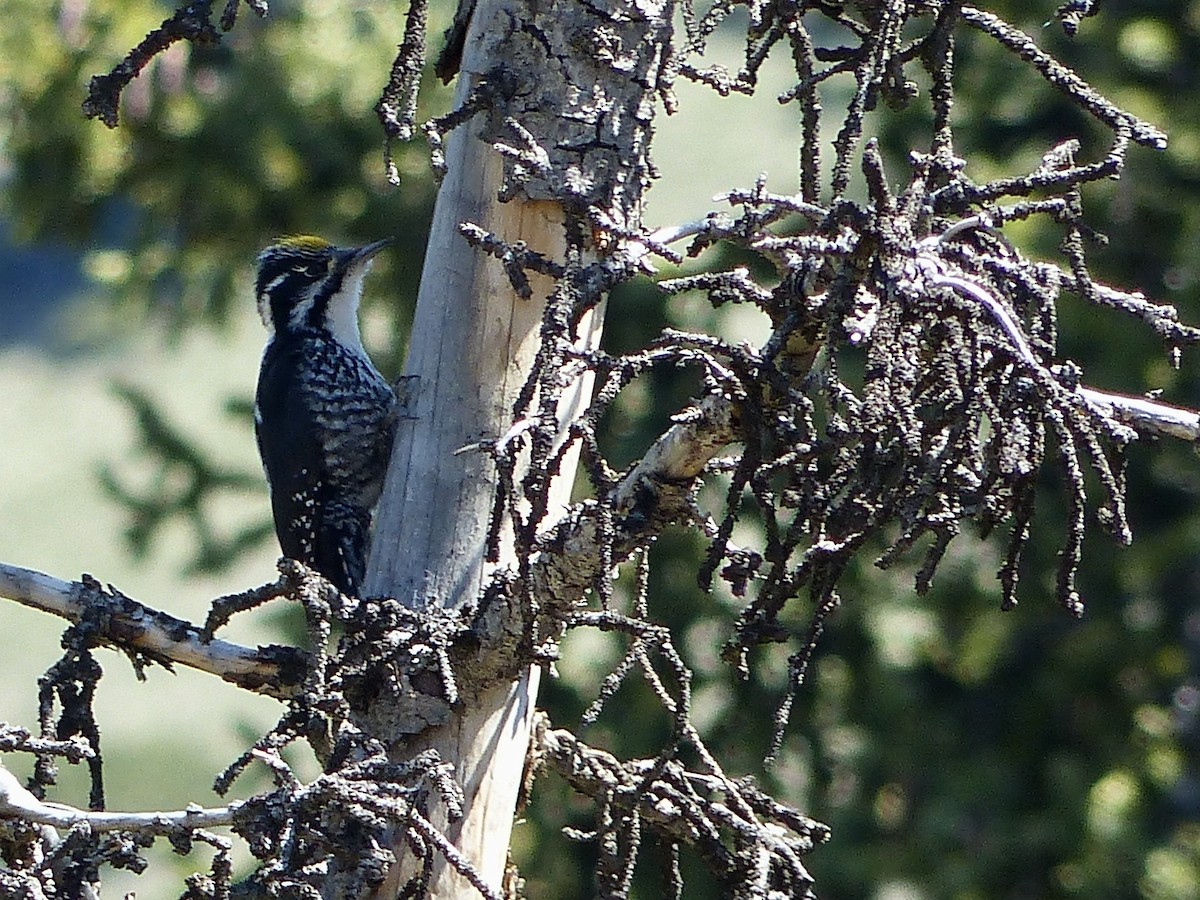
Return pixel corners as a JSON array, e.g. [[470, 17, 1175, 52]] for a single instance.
[[253, 235, 397, 597]]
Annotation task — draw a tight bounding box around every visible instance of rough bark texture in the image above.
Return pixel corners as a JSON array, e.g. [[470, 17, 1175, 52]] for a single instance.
[[363, 0, 671, 895]]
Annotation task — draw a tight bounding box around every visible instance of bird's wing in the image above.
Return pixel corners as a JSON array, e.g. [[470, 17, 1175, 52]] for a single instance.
[[255, 340, 324, 558], [255, 340, 361, 594]]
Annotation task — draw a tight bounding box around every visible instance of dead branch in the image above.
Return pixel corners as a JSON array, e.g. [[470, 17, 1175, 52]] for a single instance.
[[0, 764, 236, 832], [538, 722, 828, 897], [0, 562, 306, 698], [1079, 388, 1200, 442], [82, 0, 268, 127]]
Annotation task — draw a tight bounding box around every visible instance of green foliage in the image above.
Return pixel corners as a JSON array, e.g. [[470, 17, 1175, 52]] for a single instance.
[[98, 384, 272, 574], [0, 0, 442, 341], [1, 0, 449, 569]]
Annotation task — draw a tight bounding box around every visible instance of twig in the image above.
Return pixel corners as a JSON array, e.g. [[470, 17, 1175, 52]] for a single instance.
[[1077, 388, 1200, 443], [408, 809, 504, 900], [0, 763, 237, 831], [82, 0, 267, 127]]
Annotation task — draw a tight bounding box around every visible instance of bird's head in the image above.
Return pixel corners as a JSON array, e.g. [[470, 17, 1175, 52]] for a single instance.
[[254, 235, 390, 346]]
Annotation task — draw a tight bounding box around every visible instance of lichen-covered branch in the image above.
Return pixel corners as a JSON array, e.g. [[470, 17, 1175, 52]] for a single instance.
[[538, 722, 828, 899], [1079, 388, 1200, 442], [0, 562, 306, 698], [82, 0, 267, 127]]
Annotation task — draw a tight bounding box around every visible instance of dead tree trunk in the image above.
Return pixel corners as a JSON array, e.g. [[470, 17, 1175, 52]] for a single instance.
[[364, 0, 669, 894]]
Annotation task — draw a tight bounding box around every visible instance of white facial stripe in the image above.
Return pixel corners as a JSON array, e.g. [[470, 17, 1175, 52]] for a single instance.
[[256, 273, 294, 336], [288, 294, 317, 331], [255, 250, 377, 352], [256, 293, 274, 336]]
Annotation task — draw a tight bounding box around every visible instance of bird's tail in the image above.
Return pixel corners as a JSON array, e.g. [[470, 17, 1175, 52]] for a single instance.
[[314, 508, 370, 597]]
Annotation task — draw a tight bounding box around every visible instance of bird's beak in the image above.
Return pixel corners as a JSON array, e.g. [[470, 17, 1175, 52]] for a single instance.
[[350, 238, 392, 264]]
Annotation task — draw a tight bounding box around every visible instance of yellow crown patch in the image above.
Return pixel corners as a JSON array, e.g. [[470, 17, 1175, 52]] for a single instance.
[[274, 234, 333, 252]]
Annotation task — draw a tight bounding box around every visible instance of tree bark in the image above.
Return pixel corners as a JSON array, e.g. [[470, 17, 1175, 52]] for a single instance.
[[364, 0, 670, 893], [364, 18, 581, 900], [366, 125, 577, 898]]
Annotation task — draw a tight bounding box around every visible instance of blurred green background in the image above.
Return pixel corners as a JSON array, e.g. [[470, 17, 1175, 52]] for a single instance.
[[1, 1, 1199, 898]]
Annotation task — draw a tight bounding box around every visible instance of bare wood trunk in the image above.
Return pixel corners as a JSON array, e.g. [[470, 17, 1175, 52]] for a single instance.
[[364, 0, 667, 892], [364, 13, 599, 900]]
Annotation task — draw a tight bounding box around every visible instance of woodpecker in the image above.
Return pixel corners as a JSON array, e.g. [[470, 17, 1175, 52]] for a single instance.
[[253, 235, 397, 597]]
